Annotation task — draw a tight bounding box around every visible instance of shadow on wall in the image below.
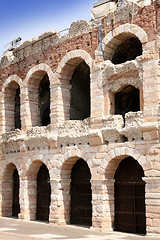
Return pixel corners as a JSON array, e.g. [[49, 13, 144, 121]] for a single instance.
[[111, 36, 142, 65], [28, 72, 50, 127], [70, 62, 90, 120], [104, 33, 142, 65], [39, 74, 50, 126], [4, 81, 21, 132], [115, 85, 140, 119]]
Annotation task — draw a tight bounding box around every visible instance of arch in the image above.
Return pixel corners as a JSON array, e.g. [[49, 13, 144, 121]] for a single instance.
[[101, 149, 147, 234], [2, 75, 22, 132], [27, 160, 44, 180], [25, 64, 53, 127], [26, 159, 52, 181], [101, 147, 147, 179], [25, 63, 54, 84], [100, 24, 148, 62], [1, 163, 20, 217], [56, 50, 93, 120], [56, 50, 93, 75], [1, 161, 21, 179], [2, 75, 22, 93], [61, 150, 92, 174], [26, 160, 51, 221], [61, 154, 92, 178], [60, 153, 92, 225]]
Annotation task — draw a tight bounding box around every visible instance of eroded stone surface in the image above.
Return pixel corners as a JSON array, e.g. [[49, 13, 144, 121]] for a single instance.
[[0, 0, 160, 236]]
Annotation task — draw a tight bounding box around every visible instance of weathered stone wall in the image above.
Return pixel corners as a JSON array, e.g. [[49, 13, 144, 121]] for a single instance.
[[0, 0, 160, 237]]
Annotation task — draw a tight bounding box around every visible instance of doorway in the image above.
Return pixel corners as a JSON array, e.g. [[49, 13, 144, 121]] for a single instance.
[[36, 164, 51, 221], [71, 159, 92, 226], [12, 168, 20, 217], [114, 157, 146, 234]]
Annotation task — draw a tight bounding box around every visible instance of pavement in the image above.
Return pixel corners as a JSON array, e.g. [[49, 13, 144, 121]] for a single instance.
[[0, 217, 159, 240]]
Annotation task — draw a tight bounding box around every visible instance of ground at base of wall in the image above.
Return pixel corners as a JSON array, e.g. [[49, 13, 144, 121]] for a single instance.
[[0, 217, 158, 240]]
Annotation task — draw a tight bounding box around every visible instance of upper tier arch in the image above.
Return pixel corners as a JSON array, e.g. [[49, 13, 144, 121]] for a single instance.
[[98, 23, 148, 62], [56, 50, 93, 75]]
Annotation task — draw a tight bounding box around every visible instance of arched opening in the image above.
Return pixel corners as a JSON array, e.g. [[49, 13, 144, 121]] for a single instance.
[[39, 74, 50, 126], [115, 85, 140, 118], [70, 159, 92, 226], [4, 82, 21, 132], [2, 164, 20, 217], [70, 62, 90, 120], [36, 163, 51, 221], [28, 71, 50, 127], [14, 87, 21, 130], [114, 157, 146, 234], [12, 168, 20, 217], [111, 34, 142, 65]]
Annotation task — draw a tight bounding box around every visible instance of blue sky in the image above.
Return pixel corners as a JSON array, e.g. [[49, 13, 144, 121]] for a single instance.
[[0, 0, 93, 56]]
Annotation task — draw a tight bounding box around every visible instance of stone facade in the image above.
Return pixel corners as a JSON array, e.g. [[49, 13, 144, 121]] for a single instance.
[[0, 0, 160, 237]]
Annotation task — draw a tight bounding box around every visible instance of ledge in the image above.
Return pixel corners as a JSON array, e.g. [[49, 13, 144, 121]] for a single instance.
[[58, 118, 90, 146]]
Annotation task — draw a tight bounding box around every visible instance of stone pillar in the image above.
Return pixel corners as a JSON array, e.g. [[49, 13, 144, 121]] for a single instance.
[[91, 179, 114, 231], [59, 179, 71, 224], [90, 63, 104, 129], [0, 92, 5, 136], [104, 179, 115, 231], [18, 179, 30, 221], [0, 179, 2, 217], [141, 59, 160, 141], [89, 63, 104, 146], [50, 81, 71, 130], [142, 59, 159, 123], [143, 177, 160, 236], [50, 83, 59, 131], [19, 179, 37, 221], [1, 180, 13, 217], [20, 85, 32, 131], [49, 179, 70, 225]]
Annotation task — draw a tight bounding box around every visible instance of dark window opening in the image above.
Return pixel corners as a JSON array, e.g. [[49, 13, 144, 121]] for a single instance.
[[114, 157, 146, 234], [112, 36, 142, 65], [36, 164, 51, 222], [14, 87, 21, 130], [70, 62, 90, 120], [115, 85, 140, 118], [39, 74, 50, 126], [70, 159, 92, 226], [12, 168, 20, 217], [120, 135, 128, 143]]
